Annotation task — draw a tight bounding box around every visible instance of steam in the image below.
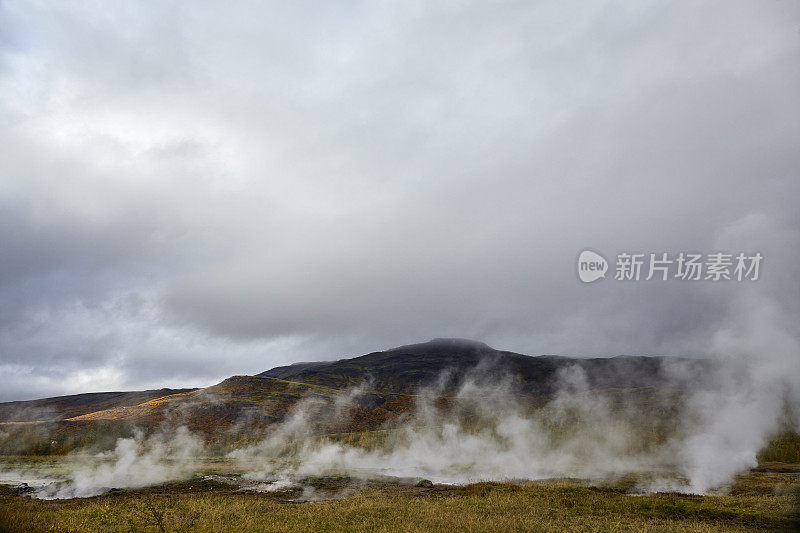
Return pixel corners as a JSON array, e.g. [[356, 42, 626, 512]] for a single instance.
[[36, 426, 202, 499], [672, 294, 800, 493], [234, 364, 669, 486]]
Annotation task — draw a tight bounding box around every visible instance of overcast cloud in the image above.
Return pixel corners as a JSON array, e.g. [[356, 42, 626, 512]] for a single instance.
[[0, 1, 798, 400]]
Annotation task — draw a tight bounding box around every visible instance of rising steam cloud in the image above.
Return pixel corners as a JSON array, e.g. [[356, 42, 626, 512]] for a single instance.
[[37, 426, 202, 499], [673, 294, 800, 493]]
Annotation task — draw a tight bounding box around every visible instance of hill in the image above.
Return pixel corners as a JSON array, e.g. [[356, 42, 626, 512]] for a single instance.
[[258, 338, 700, 394], [0, 389, 197, 423], [0, 339, 707, 455]]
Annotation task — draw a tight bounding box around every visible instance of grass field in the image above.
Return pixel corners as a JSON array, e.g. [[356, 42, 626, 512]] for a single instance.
[[1, 469, 798, 532]]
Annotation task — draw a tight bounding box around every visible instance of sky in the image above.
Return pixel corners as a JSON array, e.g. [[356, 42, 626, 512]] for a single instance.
[[0, 1, 798, 401]]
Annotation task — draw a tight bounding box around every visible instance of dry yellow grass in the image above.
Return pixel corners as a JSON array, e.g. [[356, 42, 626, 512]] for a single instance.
[[1, 473, 797, 532]]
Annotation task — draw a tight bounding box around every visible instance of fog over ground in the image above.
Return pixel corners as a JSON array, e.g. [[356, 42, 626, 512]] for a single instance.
[[0, 1, 798, 400]]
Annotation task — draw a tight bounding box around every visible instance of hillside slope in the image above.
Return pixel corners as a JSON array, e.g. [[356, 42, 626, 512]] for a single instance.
[[0, 339, 709, 454], [0, 389, 197, 423], [258, 338, 702, 395]]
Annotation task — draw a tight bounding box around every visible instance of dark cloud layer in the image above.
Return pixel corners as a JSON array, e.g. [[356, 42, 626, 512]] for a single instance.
[[1, 1, 798, 400]]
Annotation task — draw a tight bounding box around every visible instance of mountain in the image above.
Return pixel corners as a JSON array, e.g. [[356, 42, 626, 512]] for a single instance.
[[0, 389, 198, 423], [258, 338, 697, 395], [0, 339, 706, 454]]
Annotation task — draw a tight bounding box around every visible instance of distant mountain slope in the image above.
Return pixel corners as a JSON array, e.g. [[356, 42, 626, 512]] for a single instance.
[[0, 388, 197, 423], [258, 338, 701, 395], [0, 339, 709, 455], [0, 339, 705, 426], [59, 375, 416, 437]]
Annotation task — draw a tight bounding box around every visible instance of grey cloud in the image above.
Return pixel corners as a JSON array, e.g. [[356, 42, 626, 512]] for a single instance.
[[0, 1, 798, 400]]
